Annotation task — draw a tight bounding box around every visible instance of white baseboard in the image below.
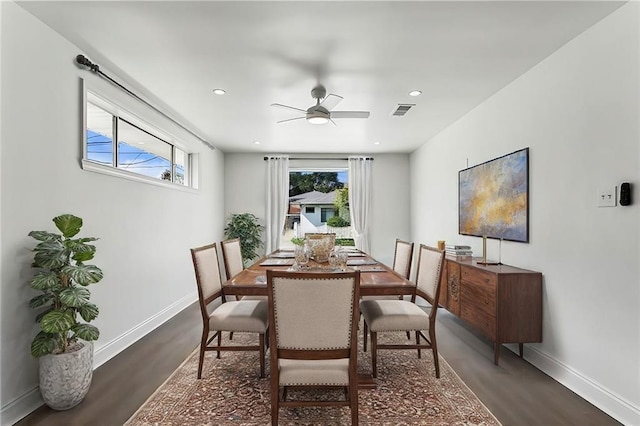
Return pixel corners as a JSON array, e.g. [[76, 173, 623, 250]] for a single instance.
[[0, 293, 197, 425], [93, 292, 197, 368], [517, 344, 640, 425], [1, 386, 42, 426]]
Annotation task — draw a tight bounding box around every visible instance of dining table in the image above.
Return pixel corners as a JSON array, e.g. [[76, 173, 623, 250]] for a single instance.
[[222, 247, 416, 389], [222, 248, 416, 298]]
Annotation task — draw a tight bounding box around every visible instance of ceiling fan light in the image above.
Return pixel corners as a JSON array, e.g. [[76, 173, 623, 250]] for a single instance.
[[307, 116, 329, 124], [306, 109, 330, 124]]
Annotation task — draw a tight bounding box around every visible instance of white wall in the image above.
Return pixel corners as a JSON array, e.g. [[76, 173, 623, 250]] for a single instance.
[[410, 3, 639, 424], [225, 154, 411, 267], [0, 3, 225, 424]]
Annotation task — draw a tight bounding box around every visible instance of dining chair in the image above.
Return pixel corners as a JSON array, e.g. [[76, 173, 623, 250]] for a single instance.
[[361, 239, 414, 307], [267, 269, 360, 426], [392, 239, 414, 339], [392, 239, 414, 280], [221, 238, 244, 280], [190, 243, 268, 379], [221, 237, 266, 314], [360, 244, 445, 378]]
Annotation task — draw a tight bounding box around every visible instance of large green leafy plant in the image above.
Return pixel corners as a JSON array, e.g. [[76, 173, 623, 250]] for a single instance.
[[28, 214, 104, 357], [224, 213, 264, 264]]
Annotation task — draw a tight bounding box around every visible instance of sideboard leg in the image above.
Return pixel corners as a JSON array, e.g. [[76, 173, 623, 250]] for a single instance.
[[519, 343, 524, 358], [494, 342, 500, 365]]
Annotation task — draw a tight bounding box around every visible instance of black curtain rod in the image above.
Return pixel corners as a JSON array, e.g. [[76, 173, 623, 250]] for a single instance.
[[75, 54, 215, 150], [263, 157, 374, 161]]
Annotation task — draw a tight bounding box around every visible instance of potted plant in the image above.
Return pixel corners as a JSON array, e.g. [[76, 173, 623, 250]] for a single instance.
[[224, 213, 264, 265], [27, 214, 103, 410]]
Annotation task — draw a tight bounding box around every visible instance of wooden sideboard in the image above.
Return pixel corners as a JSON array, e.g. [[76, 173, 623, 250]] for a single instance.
[[439, 257, 542, 365]]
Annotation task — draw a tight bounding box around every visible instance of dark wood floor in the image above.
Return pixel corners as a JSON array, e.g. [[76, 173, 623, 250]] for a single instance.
[[17, 303, 620, 426]]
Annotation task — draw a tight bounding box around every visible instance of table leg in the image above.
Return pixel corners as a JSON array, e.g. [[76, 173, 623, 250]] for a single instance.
[[357, 373, 377, 389]]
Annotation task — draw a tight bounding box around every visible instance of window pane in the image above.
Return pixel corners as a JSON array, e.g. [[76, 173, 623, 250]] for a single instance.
[[86, 102, 114, 166], [321, 208, 334, 223], [174, 147, 186, 186], [117, 119, 172, 180]]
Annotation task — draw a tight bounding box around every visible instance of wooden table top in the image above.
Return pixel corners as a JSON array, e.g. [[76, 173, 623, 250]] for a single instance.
[[222, 249, 415, 297]]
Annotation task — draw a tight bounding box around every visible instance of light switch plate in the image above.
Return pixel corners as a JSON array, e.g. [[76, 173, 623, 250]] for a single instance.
[[597, 187, 617, 207]]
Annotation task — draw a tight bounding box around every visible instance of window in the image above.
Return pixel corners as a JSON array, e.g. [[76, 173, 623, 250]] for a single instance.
[[280, 168, 352, 249], [321, 208, 334, 223], [84, 91, 195, 189]]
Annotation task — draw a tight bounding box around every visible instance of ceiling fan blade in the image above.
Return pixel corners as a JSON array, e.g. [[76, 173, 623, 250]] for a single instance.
[[319, 94, 343, 111], [271, 103, 307, 113], [330, 111, 370, 119], [277, 116, 305, 124]]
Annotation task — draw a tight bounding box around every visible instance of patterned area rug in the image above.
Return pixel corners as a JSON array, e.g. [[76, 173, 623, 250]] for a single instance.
[[125, 331, 501, 425]]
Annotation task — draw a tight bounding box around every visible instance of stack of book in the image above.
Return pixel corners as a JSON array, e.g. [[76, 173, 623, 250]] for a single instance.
[[445, 244, 473, 258]]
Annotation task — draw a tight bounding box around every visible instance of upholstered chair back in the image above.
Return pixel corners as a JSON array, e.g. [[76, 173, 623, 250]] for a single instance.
[[414, 244, 445, 306], [221, 238, 244, 280], [269, 272, 358, 350], [191, 243, 223, 317], [392, 239, 414, 279]]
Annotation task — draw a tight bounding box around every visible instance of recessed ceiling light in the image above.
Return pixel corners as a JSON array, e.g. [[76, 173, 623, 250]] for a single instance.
[[212, 88, 226, 95], [373, 141, 381, 145], [253, 140, 261, 145], [408, 90, 422, 97]]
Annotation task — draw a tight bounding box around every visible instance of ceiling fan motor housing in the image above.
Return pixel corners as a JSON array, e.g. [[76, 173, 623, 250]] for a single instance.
[[311, 85, 327, 100]]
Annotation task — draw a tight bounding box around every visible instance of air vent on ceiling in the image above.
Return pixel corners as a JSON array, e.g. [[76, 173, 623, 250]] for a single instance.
[[391, 104, 415, 117]]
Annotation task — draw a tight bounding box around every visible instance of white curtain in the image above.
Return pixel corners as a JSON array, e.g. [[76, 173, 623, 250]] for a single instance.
[[265, 156, 289, 253], [348, 157, 373, 253]]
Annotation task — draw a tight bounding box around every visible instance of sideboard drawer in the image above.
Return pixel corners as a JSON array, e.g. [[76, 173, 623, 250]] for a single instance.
[[460, 303, 496, 339], [461, 266, 496, 291], [461, 281, 496, 316]]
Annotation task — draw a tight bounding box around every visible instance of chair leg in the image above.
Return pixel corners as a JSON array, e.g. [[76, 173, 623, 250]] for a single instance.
[[197, 327, 208, 379], [371, 331, 378, 378], [363, 321, 368, 352], [270, 387, 279, 426], [406, 331, 411, 340], [259, 333, 265, 378], [270, 347, 279, 426], [350, 382, 359, 426], [430, 328, 440, 378], [229, 331, 234, 340], [416, 330, 422, 359], [217, 331, 222, 359]]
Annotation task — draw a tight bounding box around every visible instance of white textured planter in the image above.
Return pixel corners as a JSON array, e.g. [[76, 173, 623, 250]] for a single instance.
[[39, 341, 93, 410]]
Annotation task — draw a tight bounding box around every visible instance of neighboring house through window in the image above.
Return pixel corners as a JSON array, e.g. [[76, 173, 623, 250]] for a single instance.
[[281, 169, 351, 249]]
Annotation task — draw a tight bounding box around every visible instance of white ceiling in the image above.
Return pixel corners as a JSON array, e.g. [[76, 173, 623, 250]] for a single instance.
[[18, 1, 624, 154]]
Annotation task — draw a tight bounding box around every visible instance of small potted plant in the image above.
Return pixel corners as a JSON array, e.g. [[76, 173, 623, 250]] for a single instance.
[[224, 213, 264, 265], [27, 214, 103, 410]]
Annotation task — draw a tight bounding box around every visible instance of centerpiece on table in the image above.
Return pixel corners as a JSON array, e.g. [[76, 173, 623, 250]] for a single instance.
[[305, 234, 336, 263]]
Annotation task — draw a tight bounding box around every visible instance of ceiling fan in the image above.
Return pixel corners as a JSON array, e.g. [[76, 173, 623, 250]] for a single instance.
[[271, 85, 370, 125]]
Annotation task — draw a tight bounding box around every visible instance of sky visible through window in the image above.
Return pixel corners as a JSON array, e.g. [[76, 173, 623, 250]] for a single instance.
[[87, 129, 181, 180]]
